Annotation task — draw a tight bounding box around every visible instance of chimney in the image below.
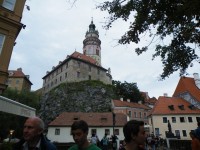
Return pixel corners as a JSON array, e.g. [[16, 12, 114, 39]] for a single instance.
[[127, 99, 130, 102], [138, 101, 142, 104], [26, 75, 30, 79], [17, 68, 22, 71], [120, 98, 123, 101], [164, 93, 168, 97], [193, 73, 200, 89]]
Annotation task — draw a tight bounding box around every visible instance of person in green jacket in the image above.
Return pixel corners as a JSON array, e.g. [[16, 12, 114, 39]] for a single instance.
[[69, 120, 101, 150]]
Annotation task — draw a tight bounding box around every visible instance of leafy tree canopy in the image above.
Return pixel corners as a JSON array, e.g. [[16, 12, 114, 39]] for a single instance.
[[112, 80, 144, 102], [98, 0, 200, 79], [2, 88, 40, 110]]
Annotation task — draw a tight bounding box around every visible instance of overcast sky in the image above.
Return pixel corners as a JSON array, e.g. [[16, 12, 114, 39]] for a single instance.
[[9, 0, 200, 98]]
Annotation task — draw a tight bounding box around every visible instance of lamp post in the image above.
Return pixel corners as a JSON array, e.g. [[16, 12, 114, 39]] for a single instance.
[[112, 112, 116, 134], [9, 130, 14, 142]]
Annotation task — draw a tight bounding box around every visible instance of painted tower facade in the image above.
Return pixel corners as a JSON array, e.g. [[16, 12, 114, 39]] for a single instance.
[[83, 20, 101, 66]]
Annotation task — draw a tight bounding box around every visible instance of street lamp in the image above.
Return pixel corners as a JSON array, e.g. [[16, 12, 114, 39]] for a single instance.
[[9, 130, 14, 142], [112, 112, 116, 134]]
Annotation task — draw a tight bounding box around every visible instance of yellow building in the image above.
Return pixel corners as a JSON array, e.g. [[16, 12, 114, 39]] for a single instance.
[[7, 68, 32, 92], [0, 0, 26, 94]]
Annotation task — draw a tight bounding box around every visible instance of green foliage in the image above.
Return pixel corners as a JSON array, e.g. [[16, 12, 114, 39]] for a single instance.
[[98, 0, 200, 79], [112, 80, 144, 103], [2, 88, 40, 110]]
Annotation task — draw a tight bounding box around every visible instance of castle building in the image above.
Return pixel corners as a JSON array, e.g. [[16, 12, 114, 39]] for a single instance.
[[7, 68, 32, 92], [0, 0, 26, 94], [42, 21, 112, 94]]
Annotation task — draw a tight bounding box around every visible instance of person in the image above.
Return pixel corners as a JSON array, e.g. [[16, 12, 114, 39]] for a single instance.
[[101, 133, 109, 150], [13, 116, 57, 150], [194, 121, 200, 141], [123, 120, 146, 150], [91, 133, 98, 145], [189, 131, 200, 150], [68, 120, 101, 150], [111, 133, 118, 150], [119, 140, 125, 150]]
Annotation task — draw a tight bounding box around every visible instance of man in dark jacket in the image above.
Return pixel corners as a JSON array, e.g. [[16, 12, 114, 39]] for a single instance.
[[13, 116, 57, 150]]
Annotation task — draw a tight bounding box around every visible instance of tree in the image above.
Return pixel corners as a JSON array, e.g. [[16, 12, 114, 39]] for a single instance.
[[112, 80, 144, 102], [2, 88, 40, 109], [98, 0, 200, 79]]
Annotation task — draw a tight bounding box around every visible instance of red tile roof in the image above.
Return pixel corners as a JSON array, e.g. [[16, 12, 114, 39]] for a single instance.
[[113, 100, 151, 110], [150, 96, 200, 115], [173, 76, 200, 102], [141, 92, 157, 104], [8, 69, 32, 84], [8, 70, 25, 78], [48, 112, 127, 127], [70, 51, 98, 66], [43, 51, 107, 79]]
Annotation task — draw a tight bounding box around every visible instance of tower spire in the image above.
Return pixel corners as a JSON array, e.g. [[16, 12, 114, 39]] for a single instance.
[[83, 20, 101, 66]]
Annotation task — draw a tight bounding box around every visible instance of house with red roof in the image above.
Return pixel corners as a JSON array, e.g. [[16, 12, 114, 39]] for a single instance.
[[7, 68, 32, 92], [149, 96, 200, 140], [47, 112, 127, 145], [173, 73, 200, 109], [42, 21, 112, 93], [148, 73, 200, 140], [112, 99, 151, 125]]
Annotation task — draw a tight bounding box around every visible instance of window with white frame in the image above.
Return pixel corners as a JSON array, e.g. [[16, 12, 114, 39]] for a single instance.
[[0, 34, 5, 55], [2, 0, 16, 11], [188, 117, 193, 123], [55, 128, 60, 135], [134, 112, 137, 118], [114, 129, 119, 135], [128, 111, 132, 117], [139, 112, 142, 118], [182, 130, 187, 137], [163, 117, 167, 123], [172, 117, 176, 123], [175, 130, 180, 137], [105, 129, 110, 135], [180, 117, 185, 123]]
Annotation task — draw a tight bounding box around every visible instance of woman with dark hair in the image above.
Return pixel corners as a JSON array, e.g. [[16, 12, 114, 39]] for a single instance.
[[123, 120, 146, 150]]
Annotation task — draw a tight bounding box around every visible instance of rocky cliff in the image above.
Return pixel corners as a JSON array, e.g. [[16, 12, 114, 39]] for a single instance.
[[38, 80, 116, 125]]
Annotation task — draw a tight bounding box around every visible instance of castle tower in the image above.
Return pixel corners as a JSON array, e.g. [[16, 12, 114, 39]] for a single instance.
[[83, 20, 101, 66]]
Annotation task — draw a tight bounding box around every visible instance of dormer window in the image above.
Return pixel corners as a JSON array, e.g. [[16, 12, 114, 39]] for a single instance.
[[73, 117, 79, 121], [188, 104, 195, 110], [178, 105, 184, 110], [168, 105, 174, 110], [101, 117, 107, 122]]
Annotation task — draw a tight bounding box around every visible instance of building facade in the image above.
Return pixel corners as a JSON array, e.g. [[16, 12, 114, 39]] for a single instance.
[[112, 99, 151, 126], [47, 112, 127, 144], [0, 0, 26, 94], [173, 73, 200, 109], [7, 68, 32, 92], [42, 21, 112, 94], [149, 96, 200, 140]]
